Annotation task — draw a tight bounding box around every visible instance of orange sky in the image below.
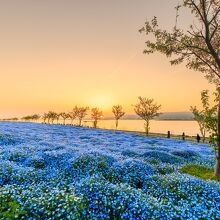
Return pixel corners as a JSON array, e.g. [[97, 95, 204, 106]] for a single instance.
[[0, 0, 216, 118]]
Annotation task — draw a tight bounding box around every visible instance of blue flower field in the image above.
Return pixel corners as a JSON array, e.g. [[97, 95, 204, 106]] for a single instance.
[[0, 122, 219, 219]]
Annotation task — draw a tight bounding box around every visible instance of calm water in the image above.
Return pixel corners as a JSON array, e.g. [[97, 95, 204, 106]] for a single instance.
[[29, 119, 200, 136], [83, 120, 200, 136]]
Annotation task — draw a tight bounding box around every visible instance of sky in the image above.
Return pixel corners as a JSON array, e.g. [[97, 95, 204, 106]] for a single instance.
[[0, 0, 216, 118]]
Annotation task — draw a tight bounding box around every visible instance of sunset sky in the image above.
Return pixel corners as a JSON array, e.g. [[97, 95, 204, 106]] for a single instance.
[[0, 0, 215, 118]]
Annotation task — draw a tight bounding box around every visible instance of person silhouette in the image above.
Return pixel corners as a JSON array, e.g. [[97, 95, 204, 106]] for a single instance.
[[182, 132, 185, 141], [196, 134, 201, 143]]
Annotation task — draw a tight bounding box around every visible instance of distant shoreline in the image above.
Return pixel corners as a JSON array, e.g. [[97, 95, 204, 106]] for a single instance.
[[101, 119, 195, 121], [1, 118, 196, 122]]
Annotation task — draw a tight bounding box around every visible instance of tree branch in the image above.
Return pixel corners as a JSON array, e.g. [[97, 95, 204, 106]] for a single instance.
[[209, 8, 220, 24], [192, 51, 220, 77], [190, 0, 206, 23]]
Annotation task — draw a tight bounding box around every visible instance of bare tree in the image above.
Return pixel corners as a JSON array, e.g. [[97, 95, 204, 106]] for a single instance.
[[32, 114, 41, 122], [47, 111, 57, 124], [54, 113, 60, 124], [134, 97, 161, 136], [21, 114, 40, 122], [59, 112, 69, 125], [69, 106, 78, 125], [91, 108, 103, 128], [42, 114, 46, 123], [21, 115, 32, 122], [42, 113, 48, 123], [77, 107, 89, 126], [140, 0, 220, 176], [112, 105, 125, 129]]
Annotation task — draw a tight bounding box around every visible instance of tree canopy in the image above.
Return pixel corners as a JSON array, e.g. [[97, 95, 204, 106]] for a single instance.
[[140, 0, 220, 84]]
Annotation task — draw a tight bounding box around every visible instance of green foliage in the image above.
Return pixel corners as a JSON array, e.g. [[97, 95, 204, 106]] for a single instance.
[[181, 164, 220, 182], [140, 0, 220, 85], [29, 157, 45, 169], [0, 191, 26, 219], [140, 0, 220, 174], [0, 186, 85, 219], [190, 105, 207, 140], [191, 89, 218, 151], [191, 89, 218, 143]]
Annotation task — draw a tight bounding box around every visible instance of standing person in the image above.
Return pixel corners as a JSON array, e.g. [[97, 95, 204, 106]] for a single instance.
[[167, 131, 171, 139], [196, 134, 201, 143], [182, 132, 185, 141]]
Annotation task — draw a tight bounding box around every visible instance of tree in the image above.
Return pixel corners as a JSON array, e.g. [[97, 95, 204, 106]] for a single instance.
[[42, 113, 48, 123], [191, 90, 210, 141], [91, 108, 103, 128], [192, 89, 218, 151], [191, 106, 207, 142], [54, 113, 60, 124], [140, 0, 220, 176], [59, 112, 69, 125], [134, 97, 161, 135], [21, 114, 40, 122], [76, 107, 89, 126], [45, 111, 56, 124], [3, 117, 19, 121], [112, 105, 125, 129], [69, 106, 78, 125], [32, 114, 41, 122], [21, 116, 31, 122]]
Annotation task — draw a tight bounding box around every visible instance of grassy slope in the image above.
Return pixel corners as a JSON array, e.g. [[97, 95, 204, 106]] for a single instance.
[[181, 164, 220, 182]]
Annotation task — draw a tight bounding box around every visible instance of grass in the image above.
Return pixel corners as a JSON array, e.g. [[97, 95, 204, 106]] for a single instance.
[[181, 164, 220, 182], [115, 129, 208, 144]]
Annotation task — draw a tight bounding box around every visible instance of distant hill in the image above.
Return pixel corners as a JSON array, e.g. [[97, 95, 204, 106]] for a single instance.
[[103, 112, 194, 121], [156, 112, 194, 120]]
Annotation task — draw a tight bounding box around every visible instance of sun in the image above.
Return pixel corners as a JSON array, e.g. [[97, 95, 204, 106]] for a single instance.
[[89, 95, 114, 111]]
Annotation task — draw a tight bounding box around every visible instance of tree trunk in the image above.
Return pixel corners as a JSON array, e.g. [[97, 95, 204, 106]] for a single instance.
[[203, 130, 206, 143], [214, 98, 220, 176], [145, 120, 149, 136], [115, 119, 118, 129], [93, 120, 97, 128]]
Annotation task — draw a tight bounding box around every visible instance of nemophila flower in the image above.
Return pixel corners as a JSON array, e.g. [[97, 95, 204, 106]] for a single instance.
[[171, 149, 199, 159], [142, 150, 184, 164], [0, 122, 219, 219], [0, 133, 19, 145]]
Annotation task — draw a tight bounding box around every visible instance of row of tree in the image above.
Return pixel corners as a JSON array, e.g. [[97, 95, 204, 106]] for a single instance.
[[20, 97, 161, 133], [7, 92, 218, 141], [41, 107, 102, 128], [21, 114, 41, 122]]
